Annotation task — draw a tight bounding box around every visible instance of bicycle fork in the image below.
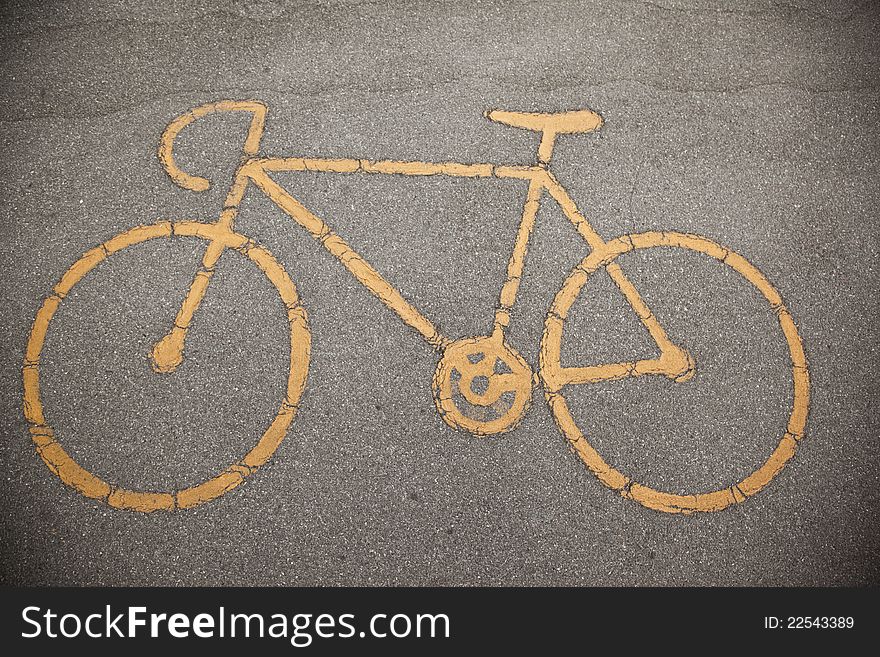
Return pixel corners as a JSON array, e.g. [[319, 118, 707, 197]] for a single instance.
[[150, 170, 251, 373]]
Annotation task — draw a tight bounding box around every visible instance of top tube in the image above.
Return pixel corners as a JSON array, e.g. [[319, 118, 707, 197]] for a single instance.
[[251, 157, 545, 182]]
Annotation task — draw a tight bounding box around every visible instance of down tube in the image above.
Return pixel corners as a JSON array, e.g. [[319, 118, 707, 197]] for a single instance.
[[246, 167, 450, 351]]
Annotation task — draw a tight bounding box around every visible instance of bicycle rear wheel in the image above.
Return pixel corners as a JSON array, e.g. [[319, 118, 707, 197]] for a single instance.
[[22, 221, 311, 512], [539, 231, 809, 513]]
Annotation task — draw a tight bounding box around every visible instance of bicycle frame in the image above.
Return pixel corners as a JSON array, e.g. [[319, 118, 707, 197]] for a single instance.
[[152, 100, 693, 389]]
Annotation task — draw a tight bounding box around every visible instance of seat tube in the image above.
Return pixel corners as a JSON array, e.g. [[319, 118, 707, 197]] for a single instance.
[[493, 174, 544, 336], [537, 130, 558, 166]]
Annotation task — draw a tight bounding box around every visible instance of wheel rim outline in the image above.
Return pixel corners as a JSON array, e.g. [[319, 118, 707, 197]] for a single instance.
[[22, 221, 311, 512], [539, 231, 810, 514]]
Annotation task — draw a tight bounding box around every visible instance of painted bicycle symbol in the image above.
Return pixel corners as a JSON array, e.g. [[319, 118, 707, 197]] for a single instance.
[[23, 100, 810, 514]]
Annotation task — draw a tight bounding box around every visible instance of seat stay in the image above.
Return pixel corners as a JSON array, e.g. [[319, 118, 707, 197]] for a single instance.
[[540, 174, 693, 387]]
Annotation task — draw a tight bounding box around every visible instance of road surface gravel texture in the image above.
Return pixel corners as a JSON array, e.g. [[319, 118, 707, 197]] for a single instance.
[[0, 0, 878, 585]]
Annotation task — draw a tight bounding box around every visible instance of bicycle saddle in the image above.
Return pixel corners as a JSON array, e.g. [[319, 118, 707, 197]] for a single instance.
[[485, 108, 603, 134]]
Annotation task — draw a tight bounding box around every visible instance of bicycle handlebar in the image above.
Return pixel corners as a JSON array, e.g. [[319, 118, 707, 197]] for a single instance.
[[158, 100, 267, 192]]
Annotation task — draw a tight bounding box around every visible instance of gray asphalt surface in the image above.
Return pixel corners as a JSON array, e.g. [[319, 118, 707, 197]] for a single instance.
[[1, 0, 878, 585]]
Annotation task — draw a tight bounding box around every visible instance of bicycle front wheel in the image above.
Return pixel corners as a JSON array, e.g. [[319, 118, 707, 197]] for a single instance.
[[539, 231, 809, 514], [22, 221, 311, 512]]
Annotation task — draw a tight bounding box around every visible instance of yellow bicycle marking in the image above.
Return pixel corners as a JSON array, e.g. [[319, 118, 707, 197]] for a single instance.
[[22, 99, 808, 513]]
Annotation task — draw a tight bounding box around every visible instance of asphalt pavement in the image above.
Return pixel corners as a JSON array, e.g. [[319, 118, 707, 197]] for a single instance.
[[1, 0, 878, 585]]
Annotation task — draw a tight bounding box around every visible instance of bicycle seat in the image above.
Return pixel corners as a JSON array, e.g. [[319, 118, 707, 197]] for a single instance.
[[485, 109, 603, 134]]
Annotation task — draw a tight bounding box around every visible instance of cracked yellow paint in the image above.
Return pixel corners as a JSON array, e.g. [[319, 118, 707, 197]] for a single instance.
[[23, 99, 808, 514]]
